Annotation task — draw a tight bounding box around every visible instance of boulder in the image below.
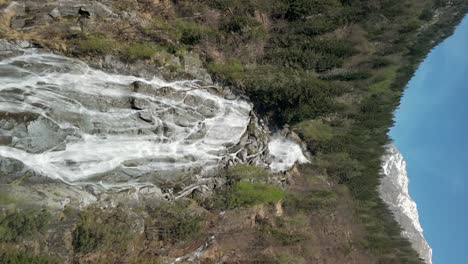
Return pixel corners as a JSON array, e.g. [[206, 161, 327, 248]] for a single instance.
[[3, 1, 25, 16], [49, 7, 61, 19]]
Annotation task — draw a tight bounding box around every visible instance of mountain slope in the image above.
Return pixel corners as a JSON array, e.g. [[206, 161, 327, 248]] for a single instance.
[[380, 144, 432, 264]]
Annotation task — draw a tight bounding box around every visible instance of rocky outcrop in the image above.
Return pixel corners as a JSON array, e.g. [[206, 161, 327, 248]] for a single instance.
[[380, 144, 432, 264], [0, 40, 307, 209], [5, 0, 118, 30]]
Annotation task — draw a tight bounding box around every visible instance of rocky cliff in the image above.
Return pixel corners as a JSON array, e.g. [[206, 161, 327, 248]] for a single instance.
[[380, 144, 432, 264]]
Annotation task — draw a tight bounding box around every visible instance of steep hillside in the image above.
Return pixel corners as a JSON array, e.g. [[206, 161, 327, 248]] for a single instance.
[[0, 0, 466, 263]]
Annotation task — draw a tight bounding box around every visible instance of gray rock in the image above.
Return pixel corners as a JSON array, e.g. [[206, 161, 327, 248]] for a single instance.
[[0, 157, 28, 183], [68, 25, 82, 35], [3, 1, 25, 16], [10, 18, 26, 29], [91, 2, 116, 18], [49, 7, 61, 19]]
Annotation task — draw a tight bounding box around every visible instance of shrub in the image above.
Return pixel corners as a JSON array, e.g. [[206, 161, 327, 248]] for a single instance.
[[284, 190, 336, 213], [294, 119, 333, 147], [226, 164, 269, 181], [72, 210, 134, 253], [0, 210, 51, 242], [268, 228, 308, 245], [319, 70, 372, 81], [227, 182, 285, 208], [283, 0, 341, 20], [76, 34, 117, 55], [149, 19, 213, 46], [207, 59, 245, 84], [315, 152, 362, 183], [0, 252, 60, 264], [149, 202, 202, 243], [124, 42, 163, 60]]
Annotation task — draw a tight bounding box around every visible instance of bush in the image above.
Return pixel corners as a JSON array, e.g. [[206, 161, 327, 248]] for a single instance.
[[72, 210, 134, 253], [149, 202, 202, 243], [207, 59, 245, 84], [315, 152, 362, 183], [220, 15, 266, 40], [0, 210, 51, 242], [124, 42, 163, 60], [76, 34, 117, 55], [244, 68, 342, 124], [283, 0, 341, 20], [227, 182, 285, 208], [267, 228, 308, 245], [226, 164, 269, 181], [149, 19, 213, 46], [294, 120, 333, 142], [319, 70, 372, 81], [284, 190, 336, 213], [0, 252, 60, 264]]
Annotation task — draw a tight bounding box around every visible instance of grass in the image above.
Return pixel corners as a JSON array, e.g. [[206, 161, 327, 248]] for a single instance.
[[0, 252, 61, 264], [76, 34, 118, 55], [207, 59, 245, 84], [148, 18, 215, 46], [123, 42, 164, 60], [148, 201, 203, 243], [72, 209, 134, 253], [368, 65, 399, 94], [0, 209, 52, 242], [227, 182, 285, 209], [226, 164, 269, 181], [294, 119, 334, 143], [284, 190, 337, 213], [0, 193, 15, 205]]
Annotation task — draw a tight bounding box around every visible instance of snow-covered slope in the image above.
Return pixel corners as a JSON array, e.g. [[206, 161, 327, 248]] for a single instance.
[[380, 144, 432, 264]]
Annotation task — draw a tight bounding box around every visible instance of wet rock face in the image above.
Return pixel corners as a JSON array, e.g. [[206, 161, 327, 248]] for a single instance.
[[0, 42, 309, 208], [380, 144, 432, 264], [0, 44, 270, 198]]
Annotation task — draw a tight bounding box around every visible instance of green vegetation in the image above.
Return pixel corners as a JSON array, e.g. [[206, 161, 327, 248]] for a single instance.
[[226, 164, 269, 181], [0, 252, 60, 264], [5, 0, 466, 262], [284, 190, 336, 213], [226, 182, 285, 208], [123, 42, 163, 60], [0, 209, 51, 242], [200, 0, 467, 262], [75, 34, 117, 55], [148, 201, 203, 243], [72, 209, 134, 253]]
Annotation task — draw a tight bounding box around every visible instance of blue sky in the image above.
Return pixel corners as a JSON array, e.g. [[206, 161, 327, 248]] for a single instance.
[[390, 15, 468, 264]]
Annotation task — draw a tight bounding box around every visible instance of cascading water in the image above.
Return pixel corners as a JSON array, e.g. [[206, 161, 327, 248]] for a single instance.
[[0, 46, 308, 193]]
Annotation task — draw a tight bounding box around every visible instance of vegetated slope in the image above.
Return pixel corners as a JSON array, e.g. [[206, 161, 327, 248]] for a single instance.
[[0, 0, 466, 263]]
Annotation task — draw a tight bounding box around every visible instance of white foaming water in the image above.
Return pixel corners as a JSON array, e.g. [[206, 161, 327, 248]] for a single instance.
[[0, 51, 252, 184], [268, 136, 309, 172]]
